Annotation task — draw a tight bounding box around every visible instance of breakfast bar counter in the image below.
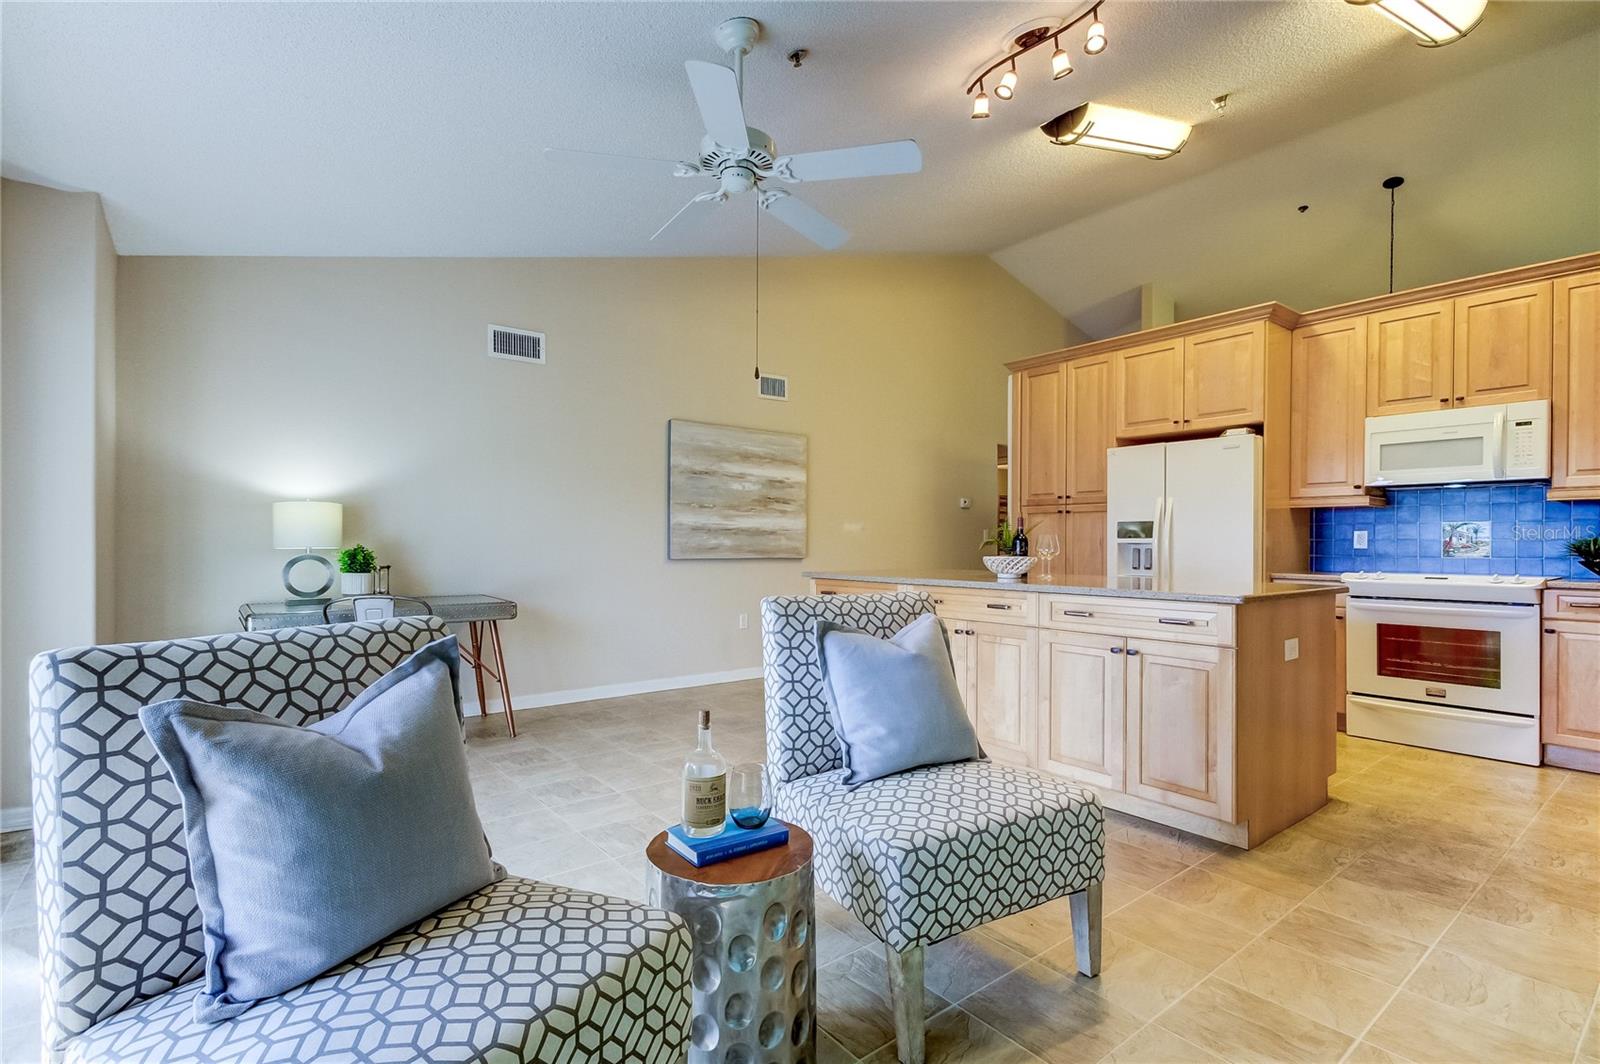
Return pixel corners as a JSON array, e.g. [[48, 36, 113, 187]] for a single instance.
[[803, 569, 1341, 604]]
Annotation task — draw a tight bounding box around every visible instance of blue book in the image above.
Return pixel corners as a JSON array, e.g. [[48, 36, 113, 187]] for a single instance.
[[665, 820, 790, 868]]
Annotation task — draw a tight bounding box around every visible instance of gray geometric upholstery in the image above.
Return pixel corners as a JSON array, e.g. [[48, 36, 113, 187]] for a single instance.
[[61, 875, 692, 1064], [760, 594, 1104, 950], [775, 764, 1104, 950], [29, 617, 692, 1063]]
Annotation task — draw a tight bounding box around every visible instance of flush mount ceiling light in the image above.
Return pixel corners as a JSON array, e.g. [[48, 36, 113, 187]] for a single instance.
[[1041, 102, 1192, 159], [964, 6, 1106, 115], [1346, 0, 1486, 46]]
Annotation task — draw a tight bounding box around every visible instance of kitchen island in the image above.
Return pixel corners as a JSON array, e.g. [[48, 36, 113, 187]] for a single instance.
[[803, 569, 1341, 848]]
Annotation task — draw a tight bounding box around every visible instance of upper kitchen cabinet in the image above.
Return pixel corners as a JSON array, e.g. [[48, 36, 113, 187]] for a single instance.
[[1183, 322, 1266, 432], [1551, 270, 1600, 500], [1453, 281, 1553, 406], [1064, 354, 1111, 504], [1290, 317, 1372, 506], [1367, 300, 1453, 415], [1113, 337, 1184, 439], [1018, 363, 1065, 508]]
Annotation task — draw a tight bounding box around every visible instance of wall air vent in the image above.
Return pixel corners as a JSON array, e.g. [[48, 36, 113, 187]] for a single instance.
[[757, 374, 789, 401], [487, 325, 545, 364]]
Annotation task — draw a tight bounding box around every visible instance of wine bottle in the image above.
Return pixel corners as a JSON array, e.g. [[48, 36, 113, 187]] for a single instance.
[[1012, 520, 1029, 557], [681, 709, 728, 838]]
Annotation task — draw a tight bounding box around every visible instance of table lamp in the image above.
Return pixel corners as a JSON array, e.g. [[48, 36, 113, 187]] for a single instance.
[[272, 501, 343, 602]]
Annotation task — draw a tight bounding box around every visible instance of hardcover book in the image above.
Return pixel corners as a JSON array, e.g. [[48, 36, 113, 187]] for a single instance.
[[665, 820, 790, 868]]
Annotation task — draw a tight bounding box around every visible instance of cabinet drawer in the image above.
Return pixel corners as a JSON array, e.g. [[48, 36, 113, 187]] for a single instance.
[[1545, 589, 1600, 621], [912, 586, 1038, 625], [1041, 594, 1233, 646], [812, 579, 907, 596]]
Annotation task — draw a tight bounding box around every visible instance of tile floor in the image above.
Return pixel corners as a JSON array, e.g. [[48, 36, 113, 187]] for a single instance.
[[2, 679, 1598, 1063]]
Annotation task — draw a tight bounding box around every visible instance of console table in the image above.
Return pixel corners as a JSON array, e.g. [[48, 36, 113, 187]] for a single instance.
[[238, 594, 520, 736]]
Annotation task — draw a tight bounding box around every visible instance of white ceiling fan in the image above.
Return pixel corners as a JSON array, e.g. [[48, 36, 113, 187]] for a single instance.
[[545, 17, 922, 250]]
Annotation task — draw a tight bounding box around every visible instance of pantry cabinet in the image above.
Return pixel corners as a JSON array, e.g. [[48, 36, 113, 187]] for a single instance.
[[1018, 363, 1066, 508], [1124, 639, 1235, 821], [1065, 354, 1111, 504], [1453, 281, 1553, 407], [1038, 630, 1125, 790], [947, 620, 1037, 767], [1290, 317, 1370, 505], [1367, 300, 1453, 415], [1551, 270, 1600, 499]]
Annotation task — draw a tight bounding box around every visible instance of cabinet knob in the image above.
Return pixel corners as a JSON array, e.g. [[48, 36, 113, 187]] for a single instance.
[[1109, 647, 1124, 654], [1545, 628, 1556, 634], [1353, 484, 1362, 490], [1172, 419, 1181, 425], [1126, 648, 1141, 656], [1439, 397, 1450, 403], [1455, 396, 1465, 402]]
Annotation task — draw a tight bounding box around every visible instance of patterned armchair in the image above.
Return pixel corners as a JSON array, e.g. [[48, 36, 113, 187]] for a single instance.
[[29, 617, 690, 1063], [761, 592, 1105, 1064]]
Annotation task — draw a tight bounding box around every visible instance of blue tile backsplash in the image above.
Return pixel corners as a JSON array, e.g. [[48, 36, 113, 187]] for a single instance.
[[1311, 483, 1600, 579]]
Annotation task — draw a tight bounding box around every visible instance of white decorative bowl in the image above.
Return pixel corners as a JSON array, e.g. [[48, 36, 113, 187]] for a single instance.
[[983, 555, 1037, 582]]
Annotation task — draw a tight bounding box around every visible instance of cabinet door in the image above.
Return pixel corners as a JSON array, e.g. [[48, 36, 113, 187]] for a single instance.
[[1113, 339, 1184, 440], [1066, 508, 1107, 579], [1038, 630, 1125, 789], [1124, 639, 1235, 821], [1065, 355, 1110, 505], [948, 627, 976, 713], [1019, 364, 1067, 507], [1453, 282, 1553, 407], [1290, 317, 1369, 503], [1552, 271, 1600, 498], [1183, 323, 1265, 432], [967, 621, 1038, 766], [1018, 506, 1065, 570], [1542, 622, 1600, 752], [1367, 301, 1453, 415]]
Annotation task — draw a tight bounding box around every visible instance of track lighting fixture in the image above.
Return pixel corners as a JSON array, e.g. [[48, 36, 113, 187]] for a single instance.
[[963, 6, 1110, 116], [1345, 0, 1486, 46]]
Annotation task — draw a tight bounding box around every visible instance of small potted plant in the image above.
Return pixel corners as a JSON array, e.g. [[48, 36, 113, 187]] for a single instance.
[[1566, 535, 1600, 579], [338, 544, 377, 595]]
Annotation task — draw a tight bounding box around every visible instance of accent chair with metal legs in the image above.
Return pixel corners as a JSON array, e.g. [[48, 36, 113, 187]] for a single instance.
[[760, 592, 1106, 1064]]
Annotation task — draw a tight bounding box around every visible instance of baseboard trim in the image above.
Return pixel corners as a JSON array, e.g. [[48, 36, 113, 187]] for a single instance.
[[464, 666, 762, 717], [1, 806, 32, 834], [1543, 743, 1600, 774]]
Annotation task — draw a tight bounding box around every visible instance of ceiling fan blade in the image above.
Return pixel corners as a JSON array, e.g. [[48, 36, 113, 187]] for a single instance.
[[650, 193, 718, 242], [544, 147, 696, 177], [761, 193, 848, 250], [778, 140, 923, 182], [685, 60, 750, 152]]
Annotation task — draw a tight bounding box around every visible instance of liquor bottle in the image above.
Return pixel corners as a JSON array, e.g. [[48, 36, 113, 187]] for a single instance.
[[1012, 520, 1029, 557], [681, 709, 728, 838]]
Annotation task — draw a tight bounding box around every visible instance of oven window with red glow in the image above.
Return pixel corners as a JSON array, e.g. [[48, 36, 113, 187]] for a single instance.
[[1375, 624, 1502, 689]]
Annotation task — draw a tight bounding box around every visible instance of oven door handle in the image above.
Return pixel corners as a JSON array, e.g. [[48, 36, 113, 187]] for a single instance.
[[1347, 600, 1534, 621]]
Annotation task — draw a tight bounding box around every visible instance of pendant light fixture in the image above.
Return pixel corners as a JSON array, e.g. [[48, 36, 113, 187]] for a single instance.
[[1041, 103, 1192, 159], [1383, 175, 1404, 294], [1346, 0, 1486, 46]]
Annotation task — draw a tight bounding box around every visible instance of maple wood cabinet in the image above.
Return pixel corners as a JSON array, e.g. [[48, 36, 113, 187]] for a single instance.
[[1112, 338, 1185, 439], [1038, 629, 1126, 790], [1018, 363, 1066, 508], [1017, 505, 1104, 580], [1551, 270, 1600, 499], [1064, 354, 1110, 504], [1367, 300, 1454, 415], [947, 620, 1037, 768], [1113, 326, 1267, 440], [1453, 281, 1553, 406], [1290, 317, 1370, 506], [1543, 590, 1600, 759], [1124, 638, 1234, 822]]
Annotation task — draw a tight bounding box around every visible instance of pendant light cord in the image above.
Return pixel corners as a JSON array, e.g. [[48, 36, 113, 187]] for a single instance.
[[1388, 185, 1396, 295], [753, 196, 761, 380]]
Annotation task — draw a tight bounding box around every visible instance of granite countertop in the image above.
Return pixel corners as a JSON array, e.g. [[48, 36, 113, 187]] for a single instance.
[[802, 569, 1341, 605]]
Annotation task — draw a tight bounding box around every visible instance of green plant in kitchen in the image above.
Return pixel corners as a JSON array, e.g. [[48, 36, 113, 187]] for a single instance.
[[995, 520, 1016, 554], [338, 544, 376, 574], [1566, 535, 1600, 578]]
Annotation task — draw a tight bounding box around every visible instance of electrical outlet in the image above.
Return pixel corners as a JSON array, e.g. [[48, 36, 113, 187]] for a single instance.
[[1353, 530, 1369, 549], [1284, 637, 1300, 662], [959, 497, 971, 510], [737, 612, 749, 630]]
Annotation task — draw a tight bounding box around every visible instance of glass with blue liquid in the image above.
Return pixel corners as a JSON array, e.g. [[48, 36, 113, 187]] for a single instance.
[[728, 762, 772, 829]]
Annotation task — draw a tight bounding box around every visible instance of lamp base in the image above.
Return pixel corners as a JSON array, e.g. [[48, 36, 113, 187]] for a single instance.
[[282, 553, 336, 600]]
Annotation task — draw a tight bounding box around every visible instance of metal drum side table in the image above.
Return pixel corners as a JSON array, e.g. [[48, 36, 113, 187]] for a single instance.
[[646, 825, 816, 1064]]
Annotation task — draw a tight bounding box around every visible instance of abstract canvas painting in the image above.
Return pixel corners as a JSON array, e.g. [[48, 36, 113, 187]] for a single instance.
[[668, 419, 807, 559]]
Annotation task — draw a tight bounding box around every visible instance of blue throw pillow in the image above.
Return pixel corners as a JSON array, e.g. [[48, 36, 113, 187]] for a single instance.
[[140, 635, 504, 1022], [816, 613, 982, 787]]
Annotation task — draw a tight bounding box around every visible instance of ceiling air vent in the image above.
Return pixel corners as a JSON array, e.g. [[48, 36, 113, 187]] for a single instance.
[[757, 374, 789, 401], [487, 325, 545, 365]]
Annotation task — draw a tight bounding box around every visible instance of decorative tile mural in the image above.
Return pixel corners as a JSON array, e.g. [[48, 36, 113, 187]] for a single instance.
[[1312, 483, 1600, 578]]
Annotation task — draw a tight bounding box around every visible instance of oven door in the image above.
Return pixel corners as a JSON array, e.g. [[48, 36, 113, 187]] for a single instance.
[[1345, 598, 1540, 715]]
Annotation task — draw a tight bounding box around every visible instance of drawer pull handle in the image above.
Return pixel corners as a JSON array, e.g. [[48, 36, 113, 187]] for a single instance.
[[1158, 618, 1197, 626], [985, 603, 1013, 610], [1061, 609, 1094, 617], [1109, 647, 1124, 655], [1569, 602, 1600, 609]]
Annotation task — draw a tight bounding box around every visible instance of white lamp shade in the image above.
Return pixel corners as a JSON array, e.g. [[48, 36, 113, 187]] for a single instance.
[[272, 501, 343, 550]]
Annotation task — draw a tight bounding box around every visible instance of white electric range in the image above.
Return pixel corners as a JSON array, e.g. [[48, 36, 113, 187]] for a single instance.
[[1341, 571, 1547, 766]]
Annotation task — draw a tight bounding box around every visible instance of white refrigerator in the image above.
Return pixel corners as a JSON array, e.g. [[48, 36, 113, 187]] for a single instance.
[[1105, 433, 1263, 591]]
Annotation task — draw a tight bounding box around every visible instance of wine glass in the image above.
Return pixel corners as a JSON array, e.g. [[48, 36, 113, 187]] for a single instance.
[[728, 763, 773, 829], [1036, 532, 1061, 581]]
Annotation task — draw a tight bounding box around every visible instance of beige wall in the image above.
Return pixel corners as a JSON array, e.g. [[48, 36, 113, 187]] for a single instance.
[[1, 179, 117, 818], [114, 255, 1062, 708]]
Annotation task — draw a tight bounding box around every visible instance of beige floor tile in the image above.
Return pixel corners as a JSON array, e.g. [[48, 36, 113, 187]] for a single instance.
[[1103, 814, 1224, 866], [1200, 832, 1357, 900], [815, 946, 953, 1059], [1436, 912, 1600, 997], [1098, 1023, 1224, 1064], [1360, 818, 1508, 872], [1508, 831, 1600, 882], [1291, 798, 1408, 849], [1416, 786, 1540, 841], [1153, 866, 1295, 934], [1099, 876, 1147, 916], [1578, 1006, 1600, 1064], [1153, 976, 1352, 1064], [1103, 894, 1254, 972], [1464, 867, 1600, 940], [1365, 990, 1573, 1064], [983, 897, 1075, 957], [1264, 906, 1428, 985], [962, 962, 1145, 1064], [923, 929, 1031, 1003], [1036, 929, 1207, 1021], [1213, 937, 1395, 1037], [814, 895, 882, 968], [1404, 947, 1590, 1055], [1335, 851, 1483, 910], [1302, 874, 1458, 946], [1345, 1040, 1415, 1063], [859, 1006, 1041, 1064], [1104, 838, 1189, 890], [1537, 788, 1599, 833], [816, 1027, 859, 1064]]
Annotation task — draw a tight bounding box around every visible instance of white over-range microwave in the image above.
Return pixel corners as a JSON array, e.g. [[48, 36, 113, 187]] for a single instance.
[[1365, 400, 1549, 487]]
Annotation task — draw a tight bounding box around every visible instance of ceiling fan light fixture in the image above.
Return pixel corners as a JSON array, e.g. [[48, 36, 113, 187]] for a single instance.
[[972, 90, 991, 119], [996, 63, 1018, 100], [1050, 43, 1073, 79], [1346, 0, 1486, 45], [1084, 14, 1107, 55], [1041, 102, 1191, 159]]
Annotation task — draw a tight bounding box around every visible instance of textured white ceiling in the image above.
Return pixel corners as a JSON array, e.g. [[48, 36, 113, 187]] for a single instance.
[[4, 1, 1591, 257]]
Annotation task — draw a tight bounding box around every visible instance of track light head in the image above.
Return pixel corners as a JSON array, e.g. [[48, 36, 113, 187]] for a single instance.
[[971, 89, 991, 119], [1085, 16, 1107, 55], [996, 64, 1018, 100], [1050, 44, 1073, 79]]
